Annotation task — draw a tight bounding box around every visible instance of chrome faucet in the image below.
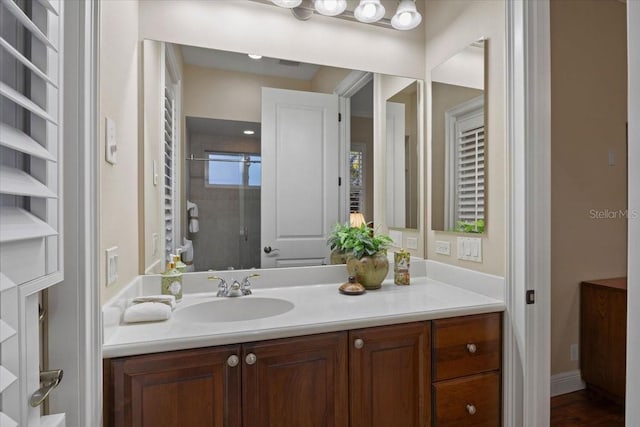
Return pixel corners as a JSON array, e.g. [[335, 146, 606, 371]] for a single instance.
[[209, 274, 260, 297], [240, 274, 260, 295]]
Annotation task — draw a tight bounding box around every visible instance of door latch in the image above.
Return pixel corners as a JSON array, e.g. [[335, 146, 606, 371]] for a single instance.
[[29, 369, 63, 407]]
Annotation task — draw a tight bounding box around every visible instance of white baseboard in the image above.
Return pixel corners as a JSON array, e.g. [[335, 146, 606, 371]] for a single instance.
[[550, 370, 585, 397]]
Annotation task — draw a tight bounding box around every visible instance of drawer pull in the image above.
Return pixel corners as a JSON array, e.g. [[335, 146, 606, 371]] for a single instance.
[[227, 355, 239, 367], [466, 343, 477, 354], [354, 338, 364, 349], [466, 404, 477, 415], [245, 353, 257, 365]]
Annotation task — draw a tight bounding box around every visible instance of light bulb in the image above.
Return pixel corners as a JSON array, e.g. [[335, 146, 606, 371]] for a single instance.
[[362, 3, 376, 18], [324, 0, 337, 11], [398, 11, 412, 26]]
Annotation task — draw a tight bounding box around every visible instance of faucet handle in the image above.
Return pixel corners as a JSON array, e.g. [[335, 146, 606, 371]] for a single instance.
[[209, 276, 228, 297], [241, 274, 260, 295]]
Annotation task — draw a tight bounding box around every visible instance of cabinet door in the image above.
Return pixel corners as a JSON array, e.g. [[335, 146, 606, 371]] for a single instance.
[[105, 345, 242, 427], [349, 322, 431, 427], [242, 332, 348, 427], [580, 284, 627, 400]]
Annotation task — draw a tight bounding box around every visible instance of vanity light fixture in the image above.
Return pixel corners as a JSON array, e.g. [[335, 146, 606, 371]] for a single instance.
[[248, 53, 263, 59], [243, 130, 256, 135], [271, 0, 302, 8], [354, 0, 385, 23], [261, 0, 421, 31], [314, 0, 347, 16], [391, 0, 422, 30]]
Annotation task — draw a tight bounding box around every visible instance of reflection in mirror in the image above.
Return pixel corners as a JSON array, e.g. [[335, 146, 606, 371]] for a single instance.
[[386, 81, 419, 230], [145, 43, 406, 272], [144, 42, 424, 272], [431, 40, 486, 233]]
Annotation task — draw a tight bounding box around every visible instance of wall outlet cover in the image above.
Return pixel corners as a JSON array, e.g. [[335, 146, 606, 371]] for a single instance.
[[435, 240, 451, 256], [106, 246, 119, 286], [406, 237, 418, 250]]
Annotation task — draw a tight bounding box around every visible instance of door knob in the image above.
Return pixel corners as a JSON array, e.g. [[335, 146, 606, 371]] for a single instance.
[[354, 338, 364, 349], [227, 355, 239, 367], [263, 246, 279, 254], [466, 343, 477, 354], [245, 353, 257, 365]]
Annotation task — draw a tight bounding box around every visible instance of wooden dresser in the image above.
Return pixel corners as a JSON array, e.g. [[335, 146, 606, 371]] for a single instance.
[[580, 277, 627, 404]]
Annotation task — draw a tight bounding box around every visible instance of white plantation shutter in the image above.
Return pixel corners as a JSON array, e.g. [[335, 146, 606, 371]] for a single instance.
[[455, 123, 485, 225], [163, 86, 175, 262], [0, 0, 65, 425]]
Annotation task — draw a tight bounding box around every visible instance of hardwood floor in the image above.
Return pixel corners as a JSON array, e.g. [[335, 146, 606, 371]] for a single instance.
[[551, 390, 624, 426]]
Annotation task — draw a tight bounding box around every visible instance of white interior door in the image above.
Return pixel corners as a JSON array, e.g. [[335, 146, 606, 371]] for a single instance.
[[261, 88, 340, 268], [386, 101, 406, 228]]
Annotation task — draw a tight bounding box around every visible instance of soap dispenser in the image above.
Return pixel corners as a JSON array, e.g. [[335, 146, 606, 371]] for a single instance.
[[173, 250, 187, 274], [161, 261, 183, 302]]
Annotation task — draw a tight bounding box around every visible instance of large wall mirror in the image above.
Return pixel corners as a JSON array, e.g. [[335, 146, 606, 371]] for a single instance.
[[430, 40, 486, 233], [386, 80, 420, 230], [143, 41, 424, 272]]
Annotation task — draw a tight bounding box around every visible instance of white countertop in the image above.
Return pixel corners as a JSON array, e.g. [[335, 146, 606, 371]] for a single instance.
[[103, 276, 504, 359]]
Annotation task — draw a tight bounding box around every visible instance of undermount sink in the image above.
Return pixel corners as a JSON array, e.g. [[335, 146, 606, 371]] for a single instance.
[[175, 297, 295, 323]]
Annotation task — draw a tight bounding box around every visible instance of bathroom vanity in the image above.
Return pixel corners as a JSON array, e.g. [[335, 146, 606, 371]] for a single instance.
[[102, 273, 503, 426]]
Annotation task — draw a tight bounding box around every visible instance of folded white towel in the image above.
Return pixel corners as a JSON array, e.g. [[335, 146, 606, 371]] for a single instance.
[[182, 238, 194, 263], [123, 302, 172, 323], [188, 201, 199, 233], [132, 295, 176, 309]]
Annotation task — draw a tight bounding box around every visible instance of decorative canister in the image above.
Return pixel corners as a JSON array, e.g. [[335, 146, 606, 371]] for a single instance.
[[394, 250, 410, 286]]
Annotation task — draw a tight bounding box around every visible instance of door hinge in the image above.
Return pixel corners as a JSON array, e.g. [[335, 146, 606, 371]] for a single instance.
[[338, 113, 342, 122], [338, 177, 342, 186], [526, 290, 535, 305]]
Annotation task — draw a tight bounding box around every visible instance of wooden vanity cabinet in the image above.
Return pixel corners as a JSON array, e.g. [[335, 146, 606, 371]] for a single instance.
[[103, 345, 242, 427], [349, 322, 431, 427], [241, 332, 349, 427], [431, 313, 502, 426], [104, 313, 503, 427]]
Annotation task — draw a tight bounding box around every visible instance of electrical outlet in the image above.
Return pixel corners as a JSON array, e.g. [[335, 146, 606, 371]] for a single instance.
[[435, 240, 451, 256], [106, 247, 119, 286], [152, 233, 159, 256], [406, 237, 418, 250], [105, 117, 117, 165], [388, 230, 403, 247], [570, 344, 579, 361]]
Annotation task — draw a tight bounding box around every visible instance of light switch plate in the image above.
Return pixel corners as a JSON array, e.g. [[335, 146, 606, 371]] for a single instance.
[[106, 246, 119, 286], [435, 240, 451, 256], [105, 117, 117, 165], [456, 237, 482, 262]]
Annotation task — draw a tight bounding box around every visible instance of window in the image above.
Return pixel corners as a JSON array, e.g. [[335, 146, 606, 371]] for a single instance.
[[445, 96, 485, 232], [206, 152, 261, 188], [349, 144, 365, 214]]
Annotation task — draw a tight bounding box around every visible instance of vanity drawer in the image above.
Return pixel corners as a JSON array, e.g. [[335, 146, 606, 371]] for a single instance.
[[433, 372, 500, 427], [432, 313, 501, 381]]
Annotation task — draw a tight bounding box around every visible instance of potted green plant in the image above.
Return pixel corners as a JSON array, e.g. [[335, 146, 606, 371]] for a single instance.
[[327, 222, 393, 290]]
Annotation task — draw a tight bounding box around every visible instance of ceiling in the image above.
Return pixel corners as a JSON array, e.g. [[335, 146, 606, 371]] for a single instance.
[[180, 45, 321, 81], [186, 117, 261, 139]]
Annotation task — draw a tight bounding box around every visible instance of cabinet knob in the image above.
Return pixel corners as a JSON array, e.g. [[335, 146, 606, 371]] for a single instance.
[[245, 353, 257, 365], [227, 355, 239, 367], [354, 338, 364, 349], [466, 343, 477, 354], [466, 404, 477, 415]]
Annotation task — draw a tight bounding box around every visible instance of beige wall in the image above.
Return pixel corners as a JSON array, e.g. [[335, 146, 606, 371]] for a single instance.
[[375, 75, 424, 256], [550, 0, 627, 375], [430, 83, 484, 231], [99, 0, 140, 302], [425, 0, 505, 276], [311, 66, 352, 94], [184, 65, 312, 123]]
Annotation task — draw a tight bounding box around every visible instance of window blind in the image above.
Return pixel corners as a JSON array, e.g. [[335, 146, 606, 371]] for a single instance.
[[0, 0, 64, 424], [455, 125, 485, 225], [164, 86, 176, 263]]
